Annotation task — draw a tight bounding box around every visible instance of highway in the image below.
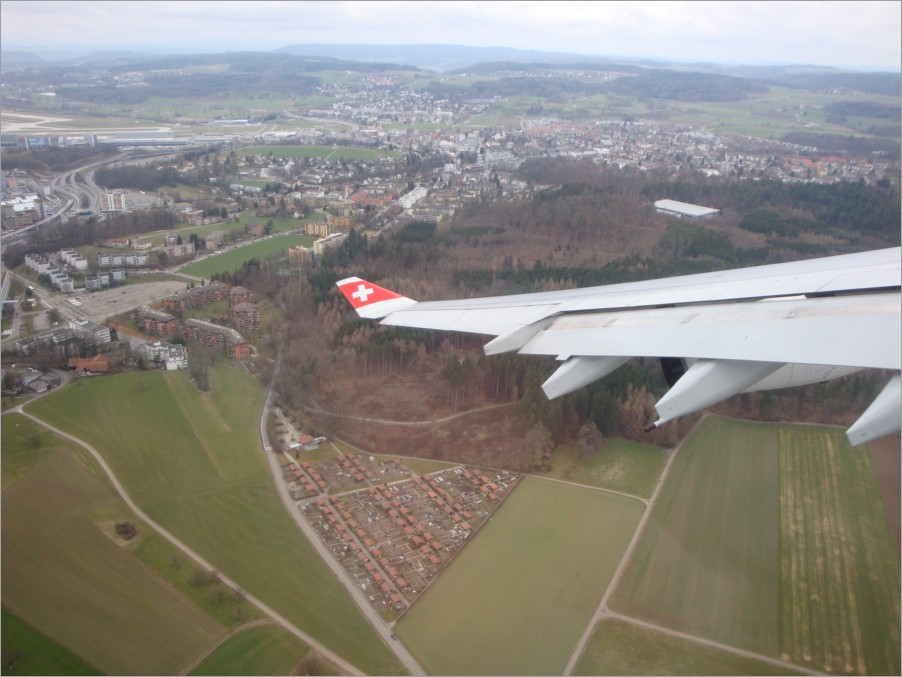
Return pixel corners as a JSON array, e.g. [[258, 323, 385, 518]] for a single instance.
[[1, 149, 187, 245]]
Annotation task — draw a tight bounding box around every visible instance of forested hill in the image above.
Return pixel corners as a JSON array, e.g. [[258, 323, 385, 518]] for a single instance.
[[427, 67, 766, 103]]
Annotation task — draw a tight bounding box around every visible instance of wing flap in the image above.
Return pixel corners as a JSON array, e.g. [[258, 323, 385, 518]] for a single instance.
[[519, 293, 900, 371]]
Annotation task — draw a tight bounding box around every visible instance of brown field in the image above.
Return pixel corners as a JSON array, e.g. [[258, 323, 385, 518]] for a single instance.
[[868, 434, 900, 554], [311, 367, 529, 469]]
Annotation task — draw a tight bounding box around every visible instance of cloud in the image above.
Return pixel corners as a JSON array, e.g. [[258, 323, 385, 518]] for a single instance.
[[2, 0, 899, 70]]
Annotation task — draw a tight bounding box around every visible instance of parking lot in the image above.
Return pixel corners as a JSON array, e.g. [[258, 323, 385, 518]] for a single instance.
[[69, 280, 188, 322]]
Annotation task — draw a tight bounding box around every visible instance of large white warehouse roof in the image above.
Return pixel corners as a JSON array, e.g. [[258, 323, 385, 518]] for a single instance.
[[654, 199, 720, 218]]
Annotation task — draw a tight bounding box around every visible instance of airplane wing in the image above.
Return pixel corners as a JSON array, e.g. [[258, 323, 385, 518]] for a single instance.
[[337, 247, 901, 445]]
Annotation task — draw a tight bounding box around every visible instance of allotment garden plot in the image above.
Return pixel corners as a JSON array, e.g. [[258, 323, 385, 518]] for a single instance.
[[291, 451, 520, 620]]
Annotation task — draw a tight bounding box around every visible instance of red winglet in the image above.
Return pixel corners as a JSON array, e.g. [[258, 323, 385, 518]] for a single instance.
[[336, 277, 416, 319]]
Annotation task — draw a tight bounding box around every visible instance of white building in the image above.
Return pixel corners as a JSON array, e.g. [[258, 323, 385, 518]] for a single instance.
[[60, 249, 89, 270], [71, 319, 112, 345], [313, 232, 348, 257], [98, 252, 150, 267], [398, 185, 428, 209], [24, 254, 52, 274], [136, 340, 188, 370], [654, 199, 720, 219]]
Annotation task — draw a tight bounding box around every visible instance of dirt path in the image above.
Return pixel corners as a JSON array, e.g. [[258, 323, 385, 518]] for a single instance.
[[562, 417, 823, 677], [11, 406, 365, 677], [303, 401, 515, 426]]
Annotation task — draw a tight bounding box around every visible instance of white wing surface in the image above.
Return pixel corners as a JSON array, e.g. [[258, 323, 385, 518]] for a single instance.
[[337, 247, 901, 445]]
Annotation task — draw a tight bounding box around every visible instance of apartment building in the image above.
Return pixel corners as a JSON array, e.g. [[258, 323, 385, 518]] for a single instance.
[[136, 340, 188, 370], [229, 303, 260, 332], [164, 282, 230, 312], [306, 221, 332, 238], [313, 232, 347, 257], [228, 286, 255, 307], [98, 251, 150, 267], [288, 245, 312, 268], [70, 319, 112, 346], [135, 305, 178, 337], [60, 249, 88, 271], [162, 243, 196, 259], [183, 318, 250, 360]]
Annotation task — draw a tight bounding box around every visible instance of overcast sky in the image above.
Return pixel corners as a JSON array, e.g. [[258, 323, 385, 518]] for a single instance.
[[2, 1, 900, 71]]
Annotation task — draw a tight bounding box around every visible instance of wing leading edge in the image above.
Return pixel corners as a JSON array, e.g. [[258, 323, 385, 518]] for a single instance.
[[337, 247, 902, 445]]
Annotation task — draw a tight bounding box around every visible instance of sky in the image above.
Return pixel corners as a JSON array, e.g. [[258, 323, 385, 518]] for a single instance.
[[2, 0, 900, 72]]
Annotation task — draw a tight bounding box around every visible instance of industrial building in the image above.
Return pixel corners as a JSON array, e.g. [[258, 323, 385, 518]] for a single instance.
[[654, 199, 720, 219]]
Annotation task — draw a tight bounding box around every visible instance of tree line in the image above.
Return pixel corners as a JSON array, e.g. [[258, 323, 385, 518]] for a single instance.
[[191, 162, 898, 470]]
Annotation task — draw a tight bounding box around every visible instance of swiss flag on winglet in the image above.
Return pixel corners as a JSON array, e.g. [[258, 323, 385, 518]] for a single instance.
[[336, 277, 403, 308], [336, 277, 415, 319]]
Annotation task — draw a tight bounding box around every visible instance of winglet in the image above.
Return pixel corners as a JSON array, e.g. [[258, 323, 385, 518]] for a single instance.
[[336, 277, 417, 319]]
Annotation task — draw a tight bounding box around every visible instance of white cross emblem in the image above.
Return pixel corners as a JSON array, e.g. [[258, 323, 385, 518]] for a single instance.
[[352, 284, 375, 303]]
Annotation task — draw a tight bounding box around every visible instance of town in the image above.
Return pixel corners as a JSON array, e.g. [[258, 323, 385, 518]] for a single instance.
[[1, 29, 899, 677]]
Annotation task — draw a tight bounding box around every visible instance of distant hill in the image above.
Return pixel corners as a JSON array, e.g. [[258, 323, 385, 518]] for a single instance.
[[274, 43, 608, 72], [3, 42, 897, 98], [0, 50, 45, 64], [73, 50, 159, 66], [95, 50, 420, 75]]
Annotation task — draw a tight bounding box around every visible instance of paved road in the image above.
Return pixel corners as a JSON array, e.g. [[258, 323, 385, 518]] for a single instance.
[[259, 347, 426, 675]]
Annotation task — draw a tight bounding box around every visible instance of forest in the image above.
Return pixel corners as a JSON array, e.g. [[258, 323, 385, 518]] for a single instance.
[[0, 144, 118, 172], [426, 68, 767, 104], [211, 162, 898, 471]]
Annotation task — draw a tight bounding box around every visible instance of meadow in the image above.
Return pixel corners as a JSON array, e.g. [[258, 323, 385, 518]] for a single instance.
[[180, 233, 311, 278], [138, 210, 323, 247], [188, 624, 311, 676], [1, 606, 102, 677], [777, 425, 900, 674], [25, 367, 404, 676], [1, 414, 226, 675], [239, 144, 400, 162], [573, 618, 798, 676], [609, 416, 900, 675], [539, 437, 669, 498], [10, 359, 898, 676], [396, 477, 644, 675]]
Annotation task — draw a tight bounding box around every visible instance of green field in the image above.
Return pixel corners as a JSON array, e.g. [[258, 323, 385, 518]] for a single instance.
[[1, 606, 102, 677], [24, 367, 404, 676], [777, 426, 900, 674], [239, 144, 400, 162], [181, 234, 311, 278], [139, 210, 323, 248], [610, 416, 900, 675], [611, 417, 783, 653], [1, 413, 226, 675], [539, 437, 669, 498], [573, 618, 798, 676], [397, 477, 644, 675], [188, 624, 309, 676]]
